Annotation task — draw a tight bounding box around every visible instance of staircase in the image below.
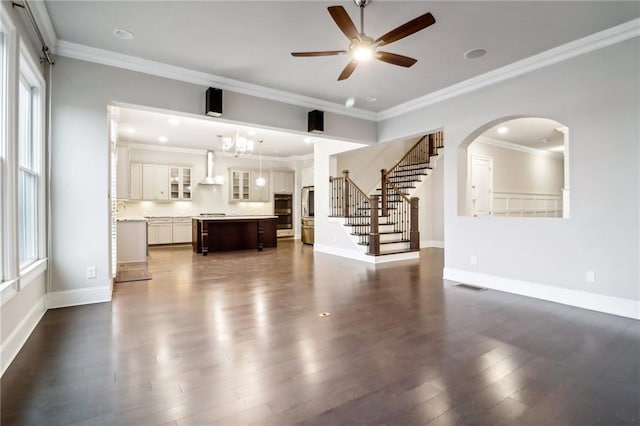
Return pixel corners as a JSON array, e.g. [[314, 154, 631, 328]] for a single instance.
[[329, 131, 444, 257]]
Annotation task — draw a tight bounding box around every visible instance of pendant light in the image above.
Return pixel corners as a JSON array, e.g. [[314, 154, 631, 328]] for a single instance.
[[256, 140, 266, 187]]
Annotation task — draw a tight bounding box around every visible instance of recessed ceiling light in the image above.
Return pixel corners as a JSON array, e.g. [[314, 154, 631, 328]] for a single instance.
[[113, 28, 134, 40], [345, 97, 355, 108], [248, 129, 256, 136], [365, 96, 377, 103], [158, 136, 168, 143], [464, 48, 487, 60], [168, 118, 180, 126], [497, 126, 509, 134]]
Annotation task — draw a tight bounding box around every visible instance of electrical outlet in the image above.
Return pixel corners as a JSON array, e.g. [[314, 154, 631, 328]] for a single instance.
[[586, 271, 596, 283], [470, 255, 477, 265], [86, 266, 97, 279]]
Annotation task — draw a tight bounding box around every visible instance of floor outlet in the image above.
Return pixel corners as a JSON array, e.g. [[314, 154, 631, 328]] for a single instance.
[[86, 266, 97, 279]]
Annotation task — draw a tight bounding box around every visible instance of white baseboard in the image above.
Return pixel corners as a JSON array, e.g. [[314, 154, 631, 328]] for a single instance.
[[47, 286, 112, 309], [443, 267, 640, 320], [421, 240, 444, 248], [314, 244, 419, 264], [1, 295, 47, 377]]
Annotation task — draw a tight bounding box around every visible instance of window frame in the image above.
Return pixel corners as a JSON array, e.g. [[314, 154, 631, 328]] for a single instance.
[[17, 42, 46, 275], [0, 27, 6, 283], [0, 5, 17, 298]]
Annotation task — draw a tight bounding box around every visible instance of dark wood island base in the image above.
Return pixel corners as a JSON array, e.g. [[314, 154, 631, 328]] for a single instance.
[[192, 216, 278, 255]]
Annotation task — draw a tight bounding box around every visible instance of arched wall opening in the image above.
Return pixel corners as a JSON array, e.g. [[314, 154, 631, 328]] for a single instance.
[[457, 116, 569, 218]]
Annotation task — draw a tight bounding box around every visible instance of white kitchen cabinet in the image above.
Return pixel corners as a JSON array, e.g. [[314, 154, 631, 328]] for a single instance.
[[301, 166, 314, 187], [273, 171, 294, 194], [230, 170, 251, 201], [116, 146, 130, 199], [117, 220, 147, 263], [169, 166, 192, 201], [130, 163, 143, 200], [148, 217, 173, 245], [143, 164, 169, 201], [250, 171, 270, 202], [172, 217, 192, 243]]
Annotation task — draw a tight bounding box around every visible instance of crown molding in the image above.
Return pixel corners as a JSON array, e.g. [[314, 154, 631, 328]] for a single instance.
[[55, 18, 639, 126], [26, 0, 58, 53], [123, 142, 207, 155], [55, 40, 378, 122], [377, 18, 640, 121], [122, 141, 311, 162], [475, 136, 563, 159]]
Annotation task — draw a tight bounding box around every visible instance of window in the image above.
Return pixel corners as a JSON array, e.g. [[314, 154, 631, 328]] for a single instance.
[[17, 46, 45, 272], [18, 78, 38, 266], [0, 8, 47, 302]]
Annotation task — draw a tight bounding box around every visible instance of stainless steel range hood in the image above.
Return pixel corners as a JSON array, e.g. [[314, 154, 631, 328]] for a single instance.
[[199, 150, 223, 185]]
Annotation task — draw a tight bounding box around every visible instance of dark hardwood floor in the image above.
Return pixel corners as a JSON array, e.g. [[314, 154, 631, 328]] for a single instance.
[[2, 240, 639, 425]]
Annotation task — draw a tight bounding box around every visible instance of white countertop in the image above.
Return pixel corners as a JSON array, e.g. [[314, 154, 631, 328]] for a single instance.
[[117, 217, 148, 222]]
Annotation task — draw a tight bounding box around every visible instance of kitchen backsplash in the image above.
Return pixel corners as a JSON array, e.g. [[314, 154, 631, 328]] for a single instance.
[[119, 199, 273, 218]]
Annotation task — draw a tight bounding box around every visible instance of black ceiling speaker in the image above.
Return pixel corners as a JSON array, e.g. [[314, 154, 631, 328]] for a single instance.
[[308, 110, 324, 133], [206, 87, 223, 117]]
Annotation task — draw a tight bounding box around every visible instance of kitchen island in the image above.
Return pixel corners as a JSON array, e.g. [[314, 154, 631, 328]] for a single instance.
[[192, 216, 278, 255]]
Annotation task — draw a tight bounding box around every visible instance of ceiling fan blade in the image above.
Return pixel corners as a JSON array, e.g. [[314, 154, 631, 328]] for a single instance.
[[376, 51, 417, 67], [291, 50, 347, 57], [338, 60, 358, 81], [328, 6, 361, 42], [375, 12, 435, 46]]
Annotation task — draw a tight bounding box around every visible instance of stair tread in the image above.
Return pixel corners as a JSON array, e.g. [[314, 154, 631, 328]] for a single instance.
[[365, 248, 420, 256], [351, 231, 402, 236], [380, 239, 410, 244], [343, 222, 397, 227], [358, 239, 411, 246]]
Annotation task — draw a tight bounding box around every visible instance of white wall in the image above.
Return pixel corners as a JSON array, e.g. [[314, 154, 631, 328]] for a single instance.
[[468, 140, 564, 195], [417, 155, 444, 246], [378, 38, 640, 318]]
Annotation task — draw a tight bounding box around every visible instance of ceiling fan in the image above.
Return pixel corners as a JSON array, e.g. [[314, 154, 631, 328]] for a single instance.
[[291, 0, 436, 81]]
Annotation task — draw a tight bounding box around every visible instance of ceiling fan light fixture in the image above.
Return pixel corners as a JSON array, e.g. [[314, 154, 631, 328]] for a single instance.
[[291, 2, 435, 80], [353, 45, 373, 62]]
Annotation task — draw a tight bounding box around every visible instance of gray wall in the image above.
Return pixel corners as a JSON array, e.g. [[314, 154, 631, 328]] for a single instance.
[[50, 57, 376, 296], [336, 137, 418, 193], [378, 38, 640, 304]]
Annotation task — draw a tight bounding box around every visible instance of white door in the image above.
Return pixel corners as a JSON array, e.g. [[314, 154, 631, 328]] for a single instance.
[[471, 155, 493, 216]]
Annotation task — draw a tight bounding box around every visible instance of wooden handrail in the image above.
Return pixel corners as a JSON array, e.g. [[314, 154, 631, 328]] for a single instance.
[[386, 180, 411, 203], [387, 135, 428, 177], [342, 170, 370, 200]]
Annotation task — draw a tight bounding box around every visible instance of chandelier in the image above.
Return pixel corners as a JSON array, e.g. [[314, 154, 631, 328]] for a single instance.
[[218, 129, 254, 157]]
